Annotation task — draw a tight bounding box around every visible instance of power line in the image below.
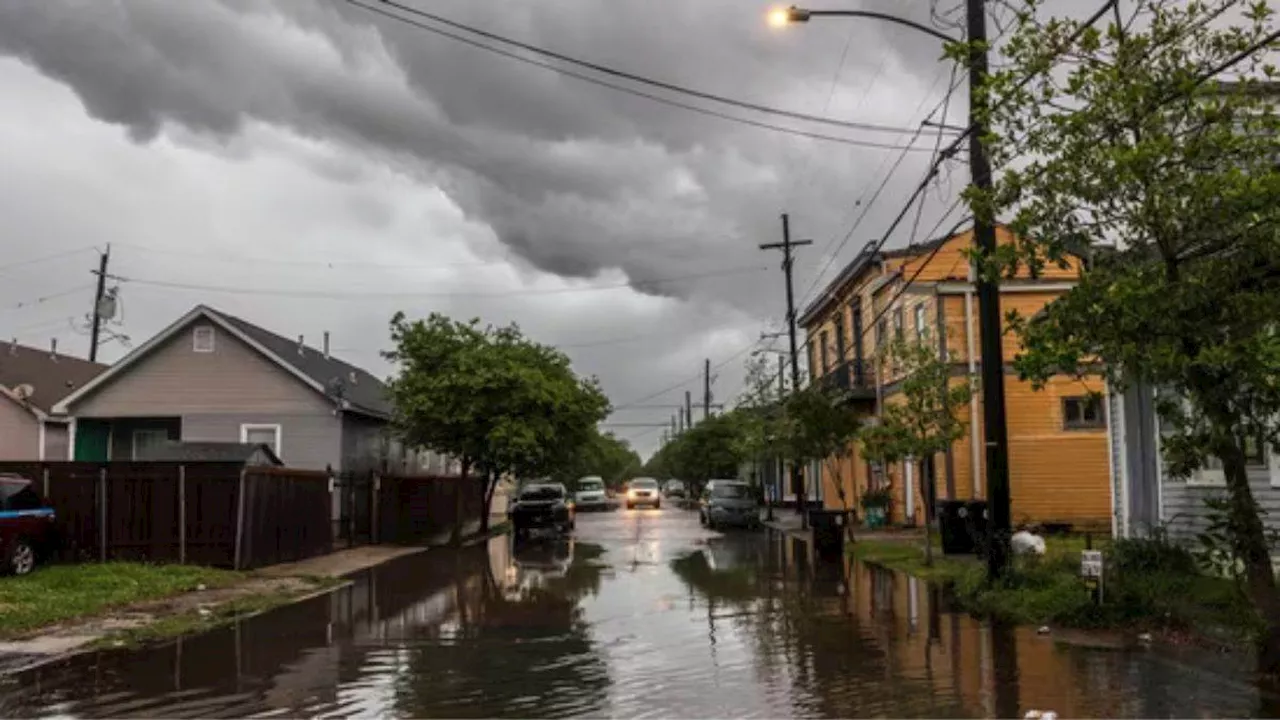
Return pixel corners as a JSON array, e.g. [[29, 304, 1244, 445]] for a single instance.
[[363, 0, 959, 138], [0, 246, 97, 276], [611, 333, 770, 411], [113, 241, 508, 270], [118, 265, 766, 300], [0, 285, 95, 315], [346, 0, 942, 152]]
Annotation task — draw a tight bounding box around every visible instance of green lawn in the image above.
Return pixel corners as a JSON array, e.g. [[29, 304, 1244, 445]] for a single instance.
[[852, 535, 1258, 643], [0, 563, 243, 638]]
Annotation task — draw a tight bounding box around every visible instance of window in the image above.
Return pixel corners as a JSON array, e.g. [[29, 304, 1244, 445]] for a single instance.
[[807, 342, 817, 380], [834, 317, 846, 366], [819, 330, 830, 373], [914, 304, 928, 342], [893, 308, 905, 341], [241, 424, 282, 456], [876, 318, 888, 350], [193, 325, 215, 353], [0, 481, 42, 511], [1062, 396, 1105, 430], [131, 429, 170, 460]]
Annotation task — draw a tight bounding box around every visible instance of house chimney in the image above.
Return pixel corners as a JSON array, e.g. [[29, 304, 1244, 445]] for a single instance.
[[49, 338, 57, 360], [297, 335, 305, 356], [323, 331, 330, 359]]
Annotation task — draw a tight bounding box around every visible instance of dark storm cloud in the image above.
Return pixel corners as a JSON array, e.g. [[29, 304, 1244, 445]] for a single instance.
[[0, 0, 960, 299]]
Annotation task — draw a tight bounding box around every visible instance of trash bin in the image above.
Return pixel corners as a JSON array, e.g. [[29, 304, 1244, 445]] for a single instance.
[[963, 500, 989, 557], [938, 500, 975, 555], [808, 508, 854, 561]]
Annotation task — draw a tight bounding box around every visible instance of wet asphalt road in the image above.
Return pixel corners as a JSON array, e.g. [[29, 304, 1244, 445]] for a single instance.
[[0, 505, 1273, 718]]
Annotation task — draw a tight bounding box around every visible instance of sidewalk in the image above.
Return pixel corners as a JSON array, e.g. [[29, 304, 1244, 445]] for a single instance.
[[763, 510, 926, 545]]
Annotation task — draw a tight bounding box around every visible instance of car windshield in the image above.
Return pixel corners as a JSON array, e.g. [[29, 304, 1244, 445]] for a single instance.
[[520, 485, 564, 501], [631, 479, 658, 489], [579, 480, 604, 491], [711, 484, 750, 499]]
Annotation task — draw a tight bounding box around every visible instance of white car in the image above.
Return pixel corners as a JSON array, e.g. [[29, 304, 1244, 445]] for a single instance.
[[573, 476, 610, 511]]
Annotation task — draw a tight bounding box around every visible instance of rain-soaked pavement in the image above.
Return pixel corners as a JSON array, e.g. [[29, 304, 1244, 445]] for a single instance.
[[0, 507, 1275, 718]]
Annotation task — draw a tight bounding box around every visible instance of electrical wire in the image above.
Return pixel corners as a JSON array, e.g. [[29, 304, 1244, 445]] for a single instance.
[[117, 265, 767, 300], [360, 0, 958, 138], [0, 285, 95, 315], [345, 3, 937, 153], [611, 332, 771, 411], [0, 246, 97, 276]]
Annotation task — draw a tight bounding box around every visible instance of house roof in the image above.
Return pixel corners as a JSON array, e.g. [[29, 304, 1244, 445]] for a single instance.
[[0, 342, 107, 417], [54, 305, 392, 418], [138, 441, 284, 465]]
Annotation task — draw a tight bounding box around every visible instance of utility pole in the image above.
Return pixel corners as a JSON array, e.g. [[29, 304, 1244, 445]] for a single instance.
[[703, 358, 712, 420], [760, 212, 813, 526], [685, 391, 693, 430], [677, 410, 684, 434], [777, 355, 786, 396], [967, 0, 1012, 579], [88, 245, 110, 363]]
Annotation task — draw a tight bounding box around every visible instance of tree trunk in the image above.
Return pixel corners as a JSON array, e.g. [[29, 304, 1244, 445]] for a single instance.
[[453, 459, 470, 546], [922, 455, 936, 567], [480, 471, 498, 533], [1218, 434, 1280, 676]]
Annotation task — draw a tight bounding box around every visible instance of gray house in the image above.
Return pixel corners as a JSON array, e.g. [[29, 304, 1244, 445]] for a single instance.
[[53, 305, 453, 474], [1108, 383, 1280, 543], [0, 341, 106, 461]]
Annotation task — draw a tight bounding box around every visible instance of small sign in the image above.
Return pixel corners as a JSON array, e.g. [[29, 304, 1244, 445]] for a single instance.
[[1081, 550, 1103, 578]]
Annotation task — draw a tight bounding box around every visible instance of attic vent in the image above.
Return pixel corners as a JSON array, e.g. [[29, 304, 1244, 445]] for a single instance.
[[193, 325, 215, 353], [348, 371, 358, 385]]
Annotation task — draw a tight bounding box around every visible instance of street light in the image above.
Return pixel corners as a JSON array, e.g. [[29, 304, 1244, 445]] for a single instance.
[[766, 2, 1015, 581]]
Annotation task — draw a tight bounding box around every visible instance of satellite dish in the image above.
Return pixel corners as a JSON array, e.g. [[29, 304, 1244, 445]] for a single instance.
[[13, 384, 34, 401]]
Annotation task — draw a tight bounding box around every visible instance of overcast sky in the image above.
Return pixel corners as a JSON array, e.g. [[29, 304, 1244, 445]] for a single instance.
[[0, 0, 1089, 458]]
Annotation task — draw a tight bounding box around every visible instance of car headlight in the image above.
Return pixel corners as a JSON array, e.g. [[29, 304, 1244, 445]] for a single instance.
[[627, 489, 637, 498]]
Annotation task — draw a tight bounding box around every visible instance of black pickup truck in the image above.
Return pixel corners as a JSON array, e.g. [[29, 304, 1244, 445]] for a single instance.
[[508, 483, 576, 540]]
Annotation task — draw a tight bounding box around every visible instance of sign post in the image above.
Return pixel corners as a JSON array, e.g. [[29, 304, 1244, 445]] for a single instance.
[[1080, 549, 1104, 605]]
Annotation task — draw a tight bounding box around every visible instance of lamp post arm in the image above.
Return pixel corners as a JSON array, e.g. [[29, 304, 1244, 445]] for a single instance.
[[801, 9, 960, 45]]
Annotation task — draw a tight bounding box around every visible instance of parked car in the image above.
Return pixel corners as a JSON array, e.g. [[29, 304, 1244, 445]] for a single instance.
[[573, 476, 610, 511], [625, 477, 662, 510], [0, 474, 58, 576], [663, 480, 687, 499], [699, 479, 760, 530], [509, 483, 575, 540]]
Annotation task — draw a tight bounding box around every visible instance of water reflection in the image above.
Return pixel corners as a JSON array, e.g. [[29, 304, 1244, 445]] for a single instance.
[[0, 516, 1274, 718]]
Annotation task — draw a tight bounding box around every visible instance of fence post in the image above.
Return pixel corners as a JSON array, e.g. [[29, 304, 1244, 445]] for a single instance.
[[234, 468, 247, 571], [372, 472, 381, 545], [98, 466, 108, 563], [41, 465, 49, 498], [179, 464, 187, 565]]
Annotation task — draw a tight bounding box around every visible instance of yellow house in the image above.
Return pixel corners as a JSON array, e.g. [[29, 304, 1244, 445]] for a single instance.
[[797, 225, 1110, 530]]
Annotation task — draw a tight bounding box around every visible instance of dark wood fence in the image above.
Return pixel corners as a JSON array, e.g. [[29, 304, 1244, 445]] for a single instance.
[[0, 462, 332, 570], [376, 474, 487, 546]]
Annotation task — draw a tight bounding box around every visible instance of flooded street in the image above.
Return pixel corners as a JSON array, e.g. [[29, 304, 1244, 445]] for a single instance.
[[0, 507, 1273, 718]]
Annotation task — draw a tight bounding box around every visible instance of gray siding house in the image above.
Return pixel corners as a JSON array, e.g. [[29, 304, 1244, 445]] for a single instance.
[[0, 341, 106, 461], [54, 305, 453, 474], [1109, 382, 1280, 544]]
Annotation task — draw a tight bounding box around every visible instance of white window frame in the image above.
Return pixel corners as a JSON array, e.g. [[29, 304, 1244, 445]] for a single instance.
[[240, 423, 282, 456], [131, 428, 170, 461], [193, 325, 216, 353], [914, 303, 928, 342]]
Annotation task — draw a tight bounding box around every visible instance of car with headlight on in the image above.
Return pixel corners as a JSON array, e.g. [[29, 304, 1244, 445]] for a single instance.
[[573, 476, 610, 511], [625, 477, 662, 510], [699, 479, 760, 530], [509, 483, 575, 540]]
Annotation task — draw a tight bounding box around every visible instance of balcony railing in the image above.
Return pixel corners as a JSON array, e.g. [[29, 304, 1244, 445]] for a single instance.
[[818, 359, 876, 399]]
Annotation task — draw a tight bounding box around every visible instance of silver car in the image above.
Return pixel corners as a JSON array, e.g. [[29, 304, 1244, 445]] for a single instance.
[[625, 477, 662, 509], [573, 476, 610, 511], [699, 479, 760, 529]]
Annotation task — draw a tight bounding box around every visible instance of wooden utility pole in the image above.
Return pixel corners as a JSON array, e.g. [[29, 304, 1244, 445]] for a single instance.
[[760, 213, 813, 527], [703, 358, 712, 420], [967, 0, 1012, 579], [89, 245, 110, 362], [685, 391, 693, 430]]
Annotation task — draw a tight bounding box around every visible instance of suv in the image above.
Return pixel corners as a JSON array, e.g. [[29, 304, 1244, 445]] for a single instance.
[[0, 474, 57, 575], [573, 476, 609, 511], [625, 477, 661, 510], [699, 479, 759, 530], [509, 483, 575, 540]]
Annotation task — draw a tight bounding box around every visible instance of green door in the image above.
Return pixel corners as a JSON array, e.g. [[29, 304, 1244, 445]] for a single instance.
[[74, 420, 110, 461]]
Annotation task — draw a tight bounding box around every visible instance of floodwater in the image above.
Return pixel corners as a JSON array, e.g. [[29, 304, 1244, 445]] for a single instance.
[[0, 508, 1273, 718]]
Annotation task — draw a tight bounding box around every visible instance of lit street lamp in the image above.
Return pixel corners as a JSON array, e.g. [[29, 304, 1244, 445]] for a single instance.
[[768, 2, 1015, 579]]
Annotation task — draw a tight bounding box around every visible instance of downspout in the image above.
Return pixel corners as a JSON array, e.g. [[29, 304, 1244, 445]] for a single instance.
[[965, 266, 982, 498]]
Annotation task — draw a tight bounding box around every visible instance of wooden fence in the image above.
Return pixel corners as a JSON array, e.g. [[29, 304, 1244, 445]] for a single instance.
[[375, 474, 488, 546], [0, 462, 331, 570]]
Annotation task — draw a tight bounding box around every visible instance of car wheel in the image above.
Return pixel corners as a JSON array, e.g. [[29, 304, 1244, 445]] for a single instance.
[[626, 502, 635, 510], [699, 512, 707, 526], [654, 501, 661, 510], [7, 538, 36, 576]]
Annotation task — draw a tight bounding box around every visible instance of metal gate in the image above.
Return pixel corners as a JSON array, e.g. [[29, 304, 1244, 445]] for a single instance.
[[334, 471, 376, 547]]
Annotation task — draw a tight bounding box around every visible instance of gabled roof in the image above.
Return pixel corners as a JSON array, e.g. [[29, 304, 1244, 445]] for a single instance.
[[54, 305, 392, 418], [0, 342, 107, 417]]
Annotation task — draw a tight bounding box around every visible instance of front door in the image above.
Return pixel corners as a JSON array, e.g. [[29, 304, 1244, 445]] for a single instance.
[[73, 420, 110, 461]]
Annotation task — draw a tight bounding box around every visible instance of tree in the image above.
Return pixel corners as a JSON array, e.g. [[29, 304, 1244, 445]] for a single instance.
[[859, 337, 973, 565], [643, 412, 750, 497], [979, 0, 1280, 673], [733, 355, 787, 499], [551, 429, 641, 490], [775, 383, 862, 543], [384, 312, 610, 538]]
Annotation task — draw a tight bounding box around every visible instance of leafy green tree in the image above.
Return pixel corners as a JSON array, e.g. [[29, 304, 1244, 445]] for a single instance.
[[859, 337, 972, 565], [733, 355, 787, 496], [384, 312, 610, 538], [775, 383, 862, 539], [551, 429, 641, 490], [642, 412, 750, 497], [979, 0, 1280, 672]]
